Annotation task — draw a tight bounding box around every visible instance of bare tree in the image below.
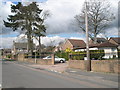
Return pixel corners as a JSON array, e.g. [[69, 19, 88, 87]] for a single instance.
[[75, 0, 115, 43]]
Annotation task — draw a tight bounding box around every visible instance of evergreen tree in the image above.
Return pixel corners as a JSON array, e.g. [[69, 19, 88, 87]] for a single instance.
[[4, 2, 47, 54]]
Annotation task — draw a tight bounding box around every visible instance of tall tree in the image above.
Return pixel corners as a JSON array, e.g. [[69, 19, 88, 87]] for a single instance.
[[74, 0, 115, 43], [4, 2, 45, 53], [33, 10, 50, 53]]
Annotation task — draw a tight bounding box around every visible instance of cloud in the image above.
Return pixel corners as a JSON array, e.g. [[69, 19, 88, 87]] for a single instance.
[[0, 0, 119, 49], [39, 0, 85, 35], [39, 0, 118, 36], [34, 36, 65, 46], [70, 37, 86, 40], [0, 37, 16, 48], [1, 35, 65, 48], [1, 0, 118, 35]]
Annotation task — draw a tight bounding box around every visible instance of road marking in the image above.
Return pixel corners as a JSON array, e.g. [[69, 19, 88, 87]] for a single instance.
[[0, 84, 1, 88], [69, 71, 77, 73]]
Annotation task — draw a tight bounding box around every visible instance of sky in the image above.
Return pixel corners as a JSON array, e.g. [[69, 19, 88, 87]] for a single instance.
[[0, 0, 119, 48]]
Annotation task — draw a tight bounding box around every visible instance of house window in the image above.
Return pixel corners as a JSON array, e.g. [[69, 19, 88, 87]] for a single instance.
[[111, 48, 116, 52]]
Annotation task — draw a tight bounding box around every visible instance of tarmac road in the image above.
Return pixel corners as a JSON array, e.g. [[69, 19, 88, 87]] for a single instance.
[[2, 61, 119, 88]]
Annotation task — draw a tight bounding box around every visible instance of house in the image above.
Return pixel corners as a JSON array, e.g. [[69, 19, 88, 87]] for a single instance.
[[12, 41, 28, 55], [1, 49, 12, 59], [89, 38, 108, 44], [55, 39, 86, 51], [2, 49, 11, 55], [109, 37, 120, 46], [74, 41, 118, 59]]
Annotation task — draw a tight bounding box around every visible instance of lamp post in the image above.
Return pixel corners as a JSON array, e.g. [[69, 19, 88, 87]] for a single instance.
[[85, 1, 91, 71]]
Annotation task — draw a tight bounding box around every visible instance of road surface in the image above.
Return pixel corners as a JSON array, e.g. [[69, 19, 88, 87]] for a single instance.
[[2, 61, 119, 88], [0, 59, 2, 89]]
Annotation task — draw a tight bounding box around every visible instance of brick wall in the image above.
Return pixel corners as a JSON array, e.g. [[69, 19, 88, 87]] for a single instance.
[[69, 60, 120, 73], [91, 60, 120, 73], [68, 60, 86, 70], [17, 53, 54, 65]]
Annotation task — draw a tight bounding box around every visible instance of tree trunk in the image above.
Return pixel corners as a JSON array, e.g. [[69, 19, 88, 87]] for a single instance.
[[38, 36, 41, 53], [27, 34, 33, 54]]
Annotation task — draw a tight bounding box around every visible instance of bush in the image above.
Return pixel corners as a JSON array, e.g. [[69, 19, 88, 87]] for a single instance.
[[70, 51, 86, 60], [6, 54, 12, 58], [90, 50, 105, 60], [55, 51, 69, 61], [55, 50, 105, 60]]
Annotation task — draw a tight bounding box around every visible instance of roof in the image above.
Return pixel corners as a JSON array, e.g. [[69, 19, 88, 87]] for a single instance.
[[68, 39, 86, 48], [90, 38, 107, 44], [109, 37, 120, 45], [74, 42, 118, 50], [3, 49, 11, 53], [97, 42, 118, 48], [14, 43, 28, 49]]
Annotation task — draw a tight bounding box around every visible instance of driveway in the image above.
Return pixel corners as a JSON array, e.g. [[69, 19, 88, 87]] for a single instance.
[[28, 62, 68, 73]]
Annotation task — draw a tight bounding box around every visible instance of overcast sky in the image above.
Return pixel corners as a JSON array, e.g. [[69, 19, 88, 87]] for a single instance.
[[0, 0, 119, 48]]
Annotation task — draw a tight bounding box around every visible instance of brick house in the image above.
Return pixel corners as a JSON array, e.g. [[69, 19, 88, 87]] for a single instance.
[[1, 49, 12, 59], [12, 41, 28, 55], [55, 39, 86, 52]]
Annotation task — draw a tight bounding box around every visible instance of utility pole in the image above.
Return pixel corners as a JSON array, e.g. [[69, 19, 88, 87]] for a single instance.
[[85, 1, 91, 71]]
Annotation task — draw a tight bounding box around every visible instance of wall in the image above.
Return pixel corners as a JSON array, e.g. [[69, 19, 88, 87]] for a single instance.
[[68, 60, 86, 70], [91, 60, 120, 73], [69, 60, 120, 73], [17, 53, 54, 65]]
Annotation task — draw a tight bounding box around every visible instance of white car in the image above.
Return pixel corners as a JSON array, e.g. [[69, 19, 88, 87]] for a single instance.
[[43, 56, 65, 63]]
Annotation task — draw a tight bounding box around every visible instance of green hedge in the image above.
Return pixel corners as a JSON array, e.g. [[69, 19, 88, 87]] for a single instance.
[[55, 50, 105, 60], [90, 50, 105, 60], [55, 51, 69, 61]]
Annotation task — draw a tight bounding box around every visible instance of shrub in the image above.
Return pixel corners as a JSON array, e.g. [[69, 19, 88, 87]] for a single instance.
[[6, 54, 12, 58], [55, 51, 69, 61], [90, 50, 105, 60], [55, 50, 105, 60]]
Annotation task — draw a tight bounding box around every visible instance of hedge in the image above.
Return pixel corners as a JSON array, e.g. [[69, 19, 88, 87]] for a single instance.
[[55, 50, 105, 60]]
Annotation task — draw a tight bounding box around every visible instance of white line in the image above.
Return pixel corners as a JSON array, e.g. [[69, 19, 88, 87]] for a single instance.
[[70, 71, 77, 72], [0, 84, 1, 88]]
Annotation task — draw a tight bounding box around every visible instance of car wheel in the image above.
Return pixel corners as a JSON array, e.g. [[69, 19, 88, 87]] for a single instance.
[[60, 60, 64, 63]]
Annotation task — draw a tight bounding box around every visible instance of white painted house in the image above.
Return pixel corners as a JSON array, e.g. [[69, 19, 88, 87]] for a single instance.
[[74, 42, 118, 59]]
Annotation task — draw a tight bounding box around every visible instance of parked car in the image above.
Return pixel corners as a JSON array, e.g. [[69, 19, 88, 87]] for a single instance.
[[43, 56, 65, 63]]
